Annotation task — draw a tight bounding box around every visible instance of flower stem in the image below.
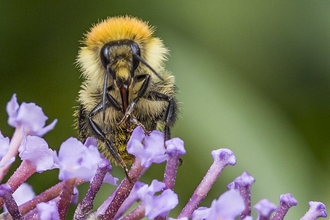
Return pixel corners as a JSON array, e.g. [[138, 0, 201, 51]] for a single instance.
[[121, 204, 145, 220], [7, 160, 36, 191], [178, 149, 236, 218], [58, 178, 77, 220], [74, 160, 111, 220], [271, 193, 297, 220], [101, 158, 145, 220], [163, 138, 185, 190], [227, 172, 255, 219], [0, 160, 36, 209], [0, 184, 23, 220], [18, 178, 84, 215]]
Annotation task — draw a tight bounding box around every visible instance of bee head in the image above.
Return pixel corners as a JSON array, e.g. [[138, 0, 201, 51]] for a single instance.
[[100, 40, 140, 90]]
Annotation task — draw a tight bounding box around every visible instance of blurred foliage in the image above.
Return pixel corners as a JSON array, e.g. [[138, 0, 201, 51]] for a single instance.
[[0, 1, 330, 219]]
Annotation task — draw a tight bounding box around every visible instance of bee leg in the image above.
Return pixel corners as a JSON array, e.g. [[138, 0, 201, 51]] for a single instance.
[[146, 92, 177, 141], [93, 93, 122, 114], [88, 94, 131, 178], [164, 99, 176, 141], [117, 75, 150, 126], [128, 115, 151, 135]]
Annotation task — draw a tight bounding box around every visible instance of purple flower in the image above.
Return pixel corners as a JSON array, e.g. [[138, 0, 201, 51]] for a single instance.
[[83, 138, 118, 185], [192, 207, 210, 220], [0, 132, 14, 167], [301, 201, 327, 220], [163, 137, 186, 190], [254, 199, 277, 219], [272, 193, 298, 220], [55, 137, 104, 181], [19, 136, 56, 172], [97, 159, 118, 186], [232, 172, 255, 187], [1, 95, 329, 220], [6, 94, 57, 136], [192, 190, 245, 220], [12, 183, 35, 206], [84, 137, 98, 149], [127, 126, 168, 167], [212, 148, 236, 166], [36, 201, 60, 220], [227, 172, 255, 218], [280, 193, 298, 207], [0, 132, 10, 160], [136, 180, 178, 219], [166, 137, 186, 156]]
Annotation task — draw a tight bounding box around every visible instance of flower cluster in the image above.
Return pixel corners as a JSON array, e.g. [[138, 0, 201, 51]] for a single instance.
[[0, 94, 327, 220]]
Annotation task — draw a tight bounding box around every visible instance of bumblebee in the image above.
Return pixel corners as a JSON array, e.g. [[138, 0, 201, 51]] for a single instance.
[[75, 16, 178, 176]]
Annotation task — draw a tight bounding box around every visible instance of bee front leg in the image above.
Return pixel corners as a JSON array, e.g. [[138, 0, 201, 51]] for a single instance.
[[88, 94, 130, 178], [127, 115, 151, 135], [117, 74, 150, 127]]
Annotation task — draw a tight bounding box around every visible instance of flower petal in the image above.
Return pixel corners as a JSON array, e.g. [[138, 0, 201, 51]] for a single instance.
[[19, 136, 55, 172]]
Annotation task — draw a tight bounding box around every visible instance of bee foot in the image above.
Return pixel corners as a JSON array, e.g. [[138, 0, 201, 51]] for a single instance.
[[144, 130, 151, 136], [116, 114, 130, 127]]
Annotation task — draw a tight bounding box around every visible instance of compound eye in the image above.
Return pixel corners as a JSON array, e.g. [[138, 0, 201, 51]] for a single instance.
[[132, 56, 140, 71], [100, 44, 110, 69], [131, 42, 141, 70]]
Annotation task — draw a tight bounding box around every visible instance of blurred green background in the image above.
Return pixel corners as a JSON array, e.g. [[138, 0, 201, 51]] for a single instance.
[[1, 1, 330, 219]]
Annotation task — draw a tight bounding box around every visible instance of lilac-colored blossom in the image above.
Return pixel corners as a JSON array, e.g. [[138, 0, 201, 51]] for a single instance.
[[192, 207, 209, 220], [84, 137, 98, 149], [272, 193, 298, 220], [136, 179, 165, 196], [127, 126, 168, 167], [301, 201, 327, 220], [211, 148, 236, 166], [83, 137, 118, 185], [12, 182, 35, 206], [0, 132, 10, 160], [192, 190, 245, 220], [166, 137, 186, 156], [19, 136, 56, 172], [229, 172, 255, 219], [233, 172, 255, 187], [98, 159, 118, 186], [164, 137, 185, 190], [280, 193, 298, 207], [1, 95, 329, 220], [254, 198, 277, 219], [136, 179, 178, 219], [0, 132, 14, 167], [55, 137, 103, 181], [6, 94, 57, 136], [36, 201, 60, 220]]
